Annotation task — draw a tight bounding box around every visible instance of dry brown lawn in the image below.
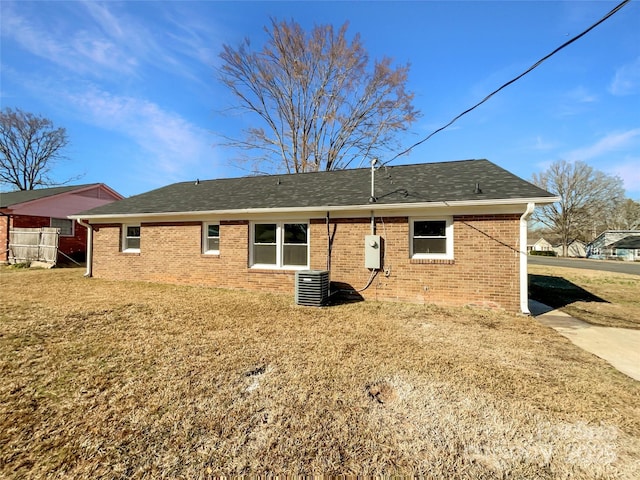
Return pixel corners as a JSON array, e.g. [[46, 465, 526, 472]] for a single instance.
[[529, 265, 640, 329], [1, 267, 639, 478]]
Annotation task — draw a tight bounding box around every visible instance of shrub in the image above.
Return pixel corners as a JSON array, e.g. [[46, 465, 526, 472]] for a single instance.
[[529, 250, 557, 257]]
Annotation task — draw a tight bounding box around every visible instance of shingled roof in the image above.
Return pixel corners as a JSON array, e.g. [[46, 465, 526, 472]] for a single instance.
[[0, 184, 100, 209], [75, 159, 556, 217]]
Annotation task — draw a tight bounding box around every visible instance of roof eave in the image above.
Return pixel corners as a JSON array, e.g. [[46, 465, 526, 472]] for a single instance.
[[70, 196, 560, 221]]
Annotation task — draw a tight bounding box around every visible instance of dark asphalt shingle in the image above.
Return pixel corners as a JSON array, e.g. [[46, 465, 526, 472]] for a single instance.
[[0, 184, 99, 208], [76, 160, 555, 216]]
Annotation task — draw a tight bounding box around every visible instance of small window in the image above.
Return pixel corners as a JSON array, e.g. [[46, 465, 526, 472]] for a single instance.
[[123, 225, 140, 252], [411, 218, 453, 259], [253, 223, 277, 265], [51, 218, 74, 236], [203, 223, 220, 254], [251, 222, 309, 269], [283, 223, 308, 266]]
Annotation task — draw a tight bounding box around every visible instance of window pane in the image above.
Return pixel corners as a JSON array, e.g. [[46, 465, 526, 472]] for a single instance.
[[207, 224, 219, 237], [127, 226, 140, 238], [284, 224, 307, 244], [126, 237, 141, 250], [255, 224, 276, 243], [414, 221, 445, 237], [254, 244, 276, 264], [413, 238, 446, 254], [207, 238, 220, 251], [51, 218, 73, 236], [283, 244, 307, 266]]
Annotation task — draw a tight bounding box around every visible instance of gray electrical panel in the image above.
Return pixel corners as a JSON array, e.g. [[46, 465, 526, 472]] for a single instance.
[[364, 235, 382, 269]]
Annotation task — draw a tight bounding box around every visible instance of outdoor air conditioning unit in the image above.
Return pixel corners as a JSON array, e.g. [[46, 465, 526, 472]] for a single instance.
[[295, 270, 330, 306]]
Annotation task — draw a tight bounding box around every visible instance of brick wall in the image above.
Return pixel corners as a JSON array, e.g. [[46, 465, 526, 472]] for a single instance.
[[0, 216, 8, 263], [90, 213, 523, 312]]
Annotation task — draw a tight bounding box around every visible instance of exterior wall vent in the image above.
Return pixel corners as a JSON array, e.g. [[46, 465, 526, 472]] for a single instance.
[[295, 270, 330, 306]]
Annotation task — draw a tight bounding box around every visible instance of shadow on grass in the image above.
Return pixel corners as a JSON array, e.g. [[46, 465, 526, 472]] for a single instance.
[[326, 282, 365, 306], [528, 274, 608, 309]]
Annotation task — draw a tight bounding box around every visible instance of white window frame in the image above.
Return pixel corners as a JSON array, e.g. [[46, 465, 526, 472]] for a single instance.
[[202, 222, 220, 255], [250, 221, 309, 270], [410, 217, 454, 260], [50, 217, 74, 237], [122, 224, 141, 253]]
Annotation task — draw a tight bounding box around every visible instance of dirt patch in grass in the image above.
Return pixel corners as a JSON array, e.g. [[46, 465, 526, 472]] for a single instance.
[[529, 265, 640, 329], [1, 268, 639, 478]]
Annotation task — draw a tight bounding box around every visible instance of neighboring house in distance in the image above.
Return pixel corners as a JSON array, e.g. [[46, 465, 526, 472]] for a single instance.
[[553, 239, 586, 258], [608, 236, 640, 261], [1, 184, 123, 263], [71, 159, 558, 314], [527, 237, 554, 253], [586, 230, 640, 261]]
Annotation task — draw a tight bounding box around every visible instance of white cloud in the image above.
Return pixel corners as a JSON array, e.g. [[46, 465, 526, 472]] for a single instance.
[[1, 3, 138, 78], [610, 57, 640, 96], [566, 86, 597, 104], [61, 87, 218, 181], [565, 129, 640, 162], [1, 1, 217, 83], [532, 136, 559, 151]]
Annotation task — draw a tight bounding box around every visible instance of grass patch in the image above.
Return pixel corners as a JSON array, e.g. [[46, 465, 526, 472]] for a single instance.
[[1, 268, 639, 477], [529, 265, 640, 329]]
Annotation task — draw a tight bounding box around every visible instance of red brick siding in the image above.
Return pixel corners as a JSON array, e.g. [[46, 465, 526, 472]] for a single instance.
[[9, 214, 87, 259], [0, 216, 9, 262], [90, 214, 522, 311]]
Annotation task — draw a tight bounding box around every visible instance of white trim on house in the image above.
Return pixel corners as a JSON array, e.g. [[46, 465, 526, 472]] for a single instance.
[[409, 217, 454, 260], [202, 222, 220, 255], [249, 221, 310, 270], [122, 224, 141, 253], [69, 196, 560, 222]]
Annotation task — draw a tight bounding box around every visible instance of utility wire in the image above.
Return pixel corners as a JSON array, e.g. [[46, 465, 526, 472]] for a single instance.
[[382, 0, 631, 166]]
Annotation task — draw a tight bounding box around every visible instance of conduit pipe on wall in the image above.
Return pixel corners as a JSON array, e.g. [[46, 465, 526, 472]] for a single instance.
[[76, 219, 93, 278], [519, 202, 535, 315], [325, 211, 331, 272]]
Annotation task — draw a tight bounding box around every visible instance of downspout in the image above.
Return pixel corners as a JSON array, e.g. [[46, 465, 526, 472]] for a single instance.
[[76, 219, 93, 277], [519, 202, 535, 315], [325, 211, 331, 272]]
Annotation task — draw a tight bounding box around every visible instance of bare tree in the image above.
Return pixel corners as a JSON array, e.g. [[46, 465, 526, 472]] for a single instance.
[[532, 160, 625, 256], [608, 198, 640, 230], [218, 19, 419, 173], [0, 107, 70, 191]]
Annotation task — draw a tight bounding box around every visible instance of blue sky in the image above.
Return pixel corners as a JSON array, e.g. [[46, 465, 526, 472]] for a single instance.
[[1, 1, 639, 199]]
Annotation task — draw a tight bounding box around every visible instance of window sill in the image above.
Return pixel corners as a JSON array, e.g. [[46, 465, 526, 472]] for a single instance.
[[121, 250, 140, 256], [201, 252, 220, 258], [249, 266, 307, 273], [410, 258, 455, 265]]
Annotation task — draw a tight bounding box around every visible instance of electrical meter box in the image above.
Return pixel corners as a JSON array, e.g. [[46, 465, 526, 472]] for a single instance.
[[364, 235, 382, 269]]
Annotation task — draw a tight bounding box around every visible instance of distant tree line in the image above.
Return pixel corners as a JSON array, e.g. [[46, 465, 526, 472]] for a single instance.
[[531, 159, 639, 256]]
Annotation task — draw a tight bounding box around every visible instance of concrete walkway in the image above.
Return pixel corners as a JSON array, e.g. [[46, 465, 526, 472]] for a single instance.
[[530, 300, 640, 381]]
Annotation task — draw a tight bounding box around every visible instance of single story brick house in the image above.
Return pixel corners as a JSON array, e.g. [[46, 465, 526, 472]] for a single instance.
[[71, 159, 558, 313], [1, 184, 123, 263]]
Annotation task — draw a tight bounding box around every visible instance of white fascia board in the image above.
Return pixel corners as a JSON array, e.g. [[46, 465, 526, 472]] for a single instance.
[[69, 196, 560, 223]]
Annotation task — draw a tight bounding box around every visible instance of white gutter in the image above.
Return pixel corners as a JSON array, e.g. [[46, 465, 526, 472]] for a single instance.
[[69, 196, 559, 221], [76, 219, 92, 277], [519, 202, 535, 315]]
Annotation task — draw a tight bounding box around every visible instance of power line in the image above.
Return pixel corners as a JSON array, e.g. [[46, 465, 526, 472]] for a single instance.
[[382, 0, 632, 167]]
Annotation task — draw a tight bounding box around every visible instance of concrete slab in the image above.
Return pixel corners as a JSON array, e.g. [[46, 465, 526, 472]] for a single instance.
[[530, 300, 640, 381]]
